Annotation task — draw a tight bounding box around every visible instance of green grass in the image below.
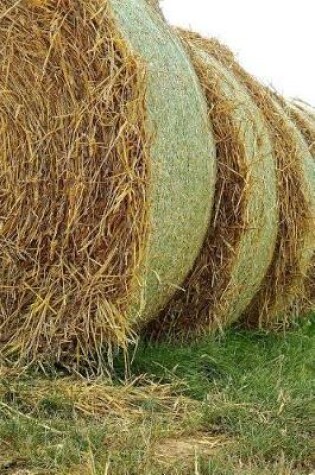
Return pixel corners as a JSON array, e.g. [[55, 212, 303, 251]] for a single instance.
[[0, 317, 314, 474]]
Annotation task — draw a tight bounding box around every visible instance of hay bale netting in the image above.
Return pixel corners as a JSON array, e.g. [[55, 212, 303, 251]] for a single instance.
[[146, 31, 278, 339], [281, 101, 315, 312], [0, 0, 216, 366], [187, 35, 315, 327]]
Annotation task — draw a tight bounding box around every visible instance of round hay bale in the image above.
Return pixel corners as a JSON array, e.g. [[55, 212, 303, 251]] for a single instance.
[[182, 33, 315, 328], [0, 0, 215, 365], [200, 39, 315, 326], [281, 101, 315, 313], [146, 30, 278, 339], [253, 99, 315, 325]]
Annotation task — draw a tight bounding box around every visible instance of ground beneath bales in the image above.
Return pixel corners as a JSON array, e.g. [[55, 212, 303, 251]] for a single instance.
[[0, 317, 314, 475]]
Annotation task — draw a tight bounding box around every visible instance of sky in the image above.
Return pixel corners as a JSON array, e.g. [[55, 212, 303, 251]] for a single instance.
[[160, 0, 315, 106]]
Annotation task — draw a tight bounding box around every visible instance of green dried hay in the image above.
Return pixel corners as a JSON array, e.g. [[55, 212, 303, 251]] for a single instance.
[[0, 0, 215, 367], [146, 30, 278, 339], [180, 33, 315, 328]]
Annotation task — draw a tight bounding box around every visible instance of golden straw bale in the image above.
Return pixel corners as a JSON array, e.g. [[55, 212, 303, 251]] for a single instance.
[[0, 0, 215, 367], [280, 100, 315, 313], [146, 31, 278, 339], [173, 31, 315, 329]]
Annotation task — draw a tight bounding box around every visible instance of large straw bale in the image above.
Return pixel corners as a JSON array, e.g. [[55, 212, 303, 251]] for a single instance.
[[173, 32, 315, 328], [282, 101, 315, 312], [250, 99, 315, 325], [146, 31, 278, 339], [0, 0, 215, 366]]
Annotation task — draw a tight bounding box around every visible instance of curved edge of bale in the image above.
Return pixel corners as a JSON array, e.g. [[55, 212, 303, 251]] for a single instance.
[[145, 29, 278, 340], [270, 100, 315, 322], [108, 0, 218, 325]]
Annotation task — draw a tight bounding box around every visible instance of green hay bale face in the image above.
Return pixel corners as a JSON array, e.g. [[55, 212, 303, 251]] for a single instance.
[[146, 31, 278, 339], [0, 0, 215, 366], [110, 0, 216, 325]]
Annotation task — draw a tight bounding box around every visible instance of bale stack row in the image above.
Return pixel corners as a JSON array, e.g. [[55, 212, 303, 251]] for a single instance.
[[147, 30, 315, 339], [0, 0, 313, 368]]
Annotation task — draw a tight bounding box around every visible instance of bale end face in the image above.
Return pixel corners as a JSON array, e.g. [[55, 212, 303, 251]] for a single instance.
[[0, 0, 149, 367]]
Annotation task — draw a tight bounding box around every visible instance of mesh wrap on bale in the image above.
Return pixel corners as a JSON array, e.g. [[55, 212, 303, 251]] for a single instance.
[[0, 0, 216, 366], [111, 0, 216, 325], [146, 30, 278, 339]]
